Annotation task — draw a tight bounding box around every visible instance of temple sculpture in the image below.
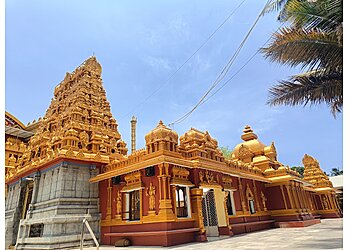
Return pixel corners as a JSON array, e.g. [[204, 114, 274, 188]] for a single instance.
[[5, 57, 341, 249]]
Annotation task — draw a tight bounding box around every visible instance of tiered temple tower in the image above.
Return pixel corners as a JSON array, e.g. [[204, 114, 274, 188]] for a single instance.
[[302, 154, 342, 218], [5, 57, 127, 249]]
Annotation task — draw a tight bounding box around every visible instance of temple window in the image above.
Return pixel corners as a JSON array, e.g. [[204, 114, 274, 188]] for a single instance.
[[226, 190, 236, 216], [248, 199, 256, 214], [175, 186, 191, 218], [246, 185, 256, 214], [124, 190, 140, 221]]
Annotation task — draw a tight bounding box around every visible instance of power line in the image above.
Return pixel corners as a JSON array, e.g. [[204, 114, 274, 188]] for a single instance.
[[119, 0, 248, 121], [168, 0, 272, 126], [200, 22, 286, 107]]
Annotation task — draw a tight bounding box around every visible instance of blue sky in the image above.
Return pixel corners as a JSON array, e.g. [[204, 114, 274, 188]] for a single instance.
[[5, 0, 343, 173]]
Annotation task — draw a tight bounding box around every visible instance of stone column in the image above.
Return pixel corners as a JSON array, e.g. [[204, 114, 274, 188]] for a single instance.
[[27, 172, 41, 219]]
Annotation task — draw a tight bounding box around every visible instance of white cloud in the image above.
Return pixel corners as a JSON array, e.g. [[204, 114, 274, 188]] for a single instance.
[[143, 56, 172, 71]]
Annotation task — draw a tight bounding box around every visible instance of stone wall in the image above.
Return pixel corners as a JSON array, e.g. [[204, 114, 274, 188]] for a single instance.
[[5, 161, 101, 250], [5, 181, 23, 247]]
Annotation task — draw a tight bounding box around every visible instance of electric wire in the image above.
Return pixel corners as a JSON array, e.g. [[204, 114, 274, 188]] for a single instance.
[[168, 0, 272, 126], [199, 22, 286, 107], [119, 0, 248, 121]]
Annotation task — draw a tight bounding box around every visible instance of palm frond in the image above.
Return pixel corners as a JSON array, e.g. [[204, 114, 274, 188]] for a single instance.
[[263, 0, 290, 15], [283, 0, 342, 31], [267, 69, 343, 115], [261, 27, 342, 71]]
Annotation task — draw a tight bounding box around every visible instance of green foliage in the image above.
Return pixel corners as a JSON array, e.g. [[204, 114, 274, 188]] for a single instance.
[[330, 167, 343, 176], [261, 0, 343, 116], [291, 166, 304, 177], [220, 146, 232, 159]]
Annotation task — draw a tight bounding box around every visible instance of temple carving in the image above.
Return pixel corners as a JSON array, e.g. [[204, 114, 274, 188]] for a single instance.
[[5, 57, 341, 249]]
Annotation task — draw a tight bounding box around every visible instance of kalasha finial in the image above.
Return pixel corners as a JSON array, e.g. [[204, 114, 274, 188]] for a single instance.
[[159, 120, 164, 125], [241, 125, 258, 141]]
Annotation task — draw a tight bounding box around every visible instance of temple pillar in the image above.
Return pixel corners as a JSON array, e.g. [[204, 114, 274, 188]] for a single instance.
[[106, 179, 112, 220], [253, 181, 261, 211], [238, 178, 247, 213], [280, 185, 288, 209], [291, 183, 301, 212], [296, 184, 306, 212], [190, 188, 207, 242], [285, 185, 295, 209], [27, 172, 41, 219], [157, 163, 175, 220]]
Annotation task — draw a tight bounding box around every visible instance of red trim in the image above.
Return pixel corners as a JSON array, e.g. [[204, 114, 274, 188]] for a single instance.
[[104, 227, 200, 237]]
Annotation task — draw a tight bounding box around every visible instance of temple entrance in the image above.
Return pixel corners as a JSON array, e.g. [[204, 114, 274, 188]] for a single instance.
[[201, 188, 219, 237]]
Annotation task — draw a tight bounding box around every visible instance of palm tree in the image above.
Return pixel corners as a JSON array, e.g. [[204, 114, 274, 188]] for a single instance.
[[261, 0, 343, 116]]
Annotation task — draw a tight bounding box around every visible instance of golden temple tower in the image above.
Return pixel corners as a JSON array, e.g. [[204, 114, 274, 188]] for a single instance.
[[5, 56, 131, 249], [303, 154, 333, 188], [5, 56, 128, 182]]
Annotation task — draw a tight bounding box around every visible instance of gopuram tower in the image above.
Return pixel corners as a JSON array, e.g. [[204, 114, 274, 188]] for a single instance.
[[5, 57, 127, 249], [302, 154, 342, 218]]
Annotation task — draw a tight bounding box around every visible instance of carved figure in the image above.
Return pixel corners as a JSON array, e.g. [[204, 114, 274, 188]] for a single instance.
[[205, 170, 214, 183], [79, 131, 89, 149], [261, 191, 267, 211], [146, 182, 156, 211], [116, 191, 122, 215], [199, 171, 204, 183]]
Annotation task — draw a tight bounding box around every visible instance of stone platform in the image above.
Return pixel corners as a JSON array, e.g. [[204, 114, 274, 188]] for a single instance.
[[77, 218, 343, 250]]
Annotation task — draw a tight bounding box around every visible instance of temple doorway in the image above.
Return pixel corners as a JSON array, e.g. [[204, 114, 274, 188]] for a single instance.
[[201, 188, 219, 237]]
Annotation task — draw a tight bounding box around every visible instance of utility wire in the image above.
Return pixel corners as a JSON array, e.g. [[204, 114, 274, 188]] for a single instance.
[[168, 0, 272, 126], [199, 22, 286, 107], [119, 0, 248, 121]]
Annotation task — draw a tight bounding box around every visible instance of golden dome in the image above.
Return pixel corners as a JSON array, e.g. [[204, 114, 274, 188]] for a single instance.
[[232, 125, 266, 159], [145, 120, 178, 145]]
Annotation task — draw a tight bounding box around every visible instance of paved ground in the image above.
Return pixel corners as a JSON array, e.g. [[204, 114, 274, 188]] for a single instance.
[[81, 218, 343, 250]]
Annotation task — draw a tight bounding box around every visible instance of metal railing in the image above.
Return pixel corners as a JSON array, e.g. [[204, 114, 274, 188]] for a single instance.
[[80, 218, 99, 250]]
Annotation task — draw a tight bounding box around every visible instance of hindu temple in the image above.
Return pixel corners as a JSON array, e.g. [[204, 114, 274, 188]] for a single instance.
[[5, 57, 342, 249]]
